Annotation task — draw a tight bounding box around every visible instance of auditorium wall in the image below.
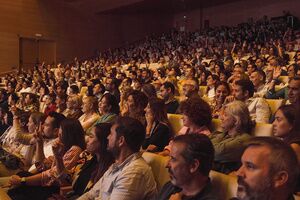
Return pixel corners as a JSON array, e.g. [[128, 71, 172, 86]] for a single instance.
[[173, 0, 300, 31], [0, 0, 172, 73]]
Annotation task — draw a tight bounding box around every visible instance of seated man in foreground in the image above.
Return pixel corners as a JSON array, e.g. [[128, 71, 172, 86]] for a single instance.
[[157, 134, 218, 200], [77, 116, 157, 200], [234, 137, 299, 200]]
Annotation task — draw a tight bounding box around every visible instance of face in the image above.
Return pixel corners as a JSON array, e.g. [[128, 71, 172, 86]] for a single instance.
[[126, 95, 135, 110], [27, 116, 36, 133], [107, 124, 120, 157], [247, 64, 256, 74], [215, 85, 229, 104], [273, 109, 293, 137], [93, 84, 102, 95], [287, 80, 300, 104], [160, 86, 169, 100], [82, 98, 91, 113], [42, 116, 56, 139], [287, 66, 295, 79], [166, 142, 192, 187], [25, 94, 32, 105], [182, 113, 193, 128], [233, 84, 246, 101], [86, 127, 100, 154], [183, 80, 196, 97], [250, 72, 262, 88], [236, 146, 274, 200], [219, 109, 235, 131], [98, 96, 110, 114], [206, 75, 215, 87], [144, 103, 153, 117]]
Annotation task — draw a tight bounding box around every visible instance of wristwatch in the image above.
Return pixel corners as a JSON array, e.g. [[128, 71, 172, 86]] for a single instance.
[[20, 177, 26, 185]]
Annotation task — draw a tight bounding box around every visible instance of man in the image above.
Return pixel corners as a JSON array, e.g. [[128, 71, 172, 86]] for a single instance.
[[182, 78, 200, 100], [266, 76, 300, 105], [105, 77, 120, 103], [226, 79, 271, 123], [249, 70, 268, 97], [234, 137, 299, 200], [160, 82, 179, 114], [78, 117, 157, 200], [157, 134, 218, 200]]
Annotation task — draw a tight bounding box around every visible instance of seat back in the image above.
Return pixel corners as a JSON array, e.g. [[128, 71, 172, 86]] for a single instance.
[[266, 99, 284, 115], [142, 152, 170, 191], [167, 114, 183, 135], [279, 76, 289, 84], [252, 123, 273, 136], [199, 86, 207, 97], [212, 119, 223, 132], [209, 171, 237, 200]]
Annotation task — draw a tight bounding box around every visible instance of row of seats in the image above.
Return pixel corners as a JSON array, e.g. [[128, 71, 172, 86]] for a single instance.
[[142, 152, 300, 200], [167, 114, 274, 137]]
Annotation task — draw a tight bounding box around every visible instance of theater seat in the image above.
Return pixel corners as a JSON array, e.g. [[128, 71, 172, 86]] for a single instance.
[[142, 152, 170, 191], [279, 76, 289, 84], [252, 123, 273, 136], [167, 114, 183, 135], [266, 99, 284, 115], [212, 119, 223, 132], [209, 170, 237, 199], [199, 86, 207, 97]]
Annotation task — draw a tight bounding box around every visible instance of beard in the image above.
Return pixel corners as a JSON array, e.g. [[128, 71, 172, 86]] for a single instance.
[[236, 176, 273, 200], [108, 142, 120, 158]]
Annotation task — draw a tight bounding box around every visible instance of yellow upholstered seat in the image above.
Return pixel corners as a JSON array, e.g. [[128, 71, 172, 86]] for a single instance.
[[209, 171, 237, 200], [279, 76, 289, 84], [142, 152, 170, 191], [199, 86, 207, 97], [251, 123, 273, 136], [167, 114, 183, 135], [266, 99, 284, 115]]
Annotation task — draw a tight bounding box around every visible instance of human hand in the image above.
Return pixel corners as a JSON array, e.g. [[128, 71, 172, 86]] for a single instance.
[[169, 192, 182, 200], [224, 95, 235, 104], [52, 141, 64, 158], [9, 175, 22, 186]]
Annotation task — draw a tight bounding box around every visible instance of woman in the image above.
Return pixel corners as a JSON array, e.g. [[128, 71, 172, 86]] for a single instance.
[[50, 123, 114, 199], [273, 105, 300, 163], [210, 101, 252, 174], [63, 95, 83, 119], [78, 96, 99, 132], [121, 90, 148, 126], [160, 97, 212, 156], [211, 82, 231, 118], [205, 74, 220, 102], [142, 98, 172, 152], [8, 119, 86, 200], [86, 93, 119, 135]]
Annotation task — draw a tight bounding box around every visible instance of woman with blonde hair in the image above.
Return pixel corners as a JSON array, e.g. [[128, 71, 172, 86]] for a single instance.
[[210, 101, 253, 173]]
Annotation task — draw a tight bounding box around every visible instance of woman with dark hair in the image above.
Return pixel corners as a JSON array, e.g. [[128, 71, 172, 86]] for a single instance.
[[141, 83, 157, 99], [211, 81, 231, 118], [142, 98, 172, 152], [273, 104, 300, 163], [8, 119, 86, 200], [50, 123, 114, 199], [210, 101, 252, 173], [121, 90, 148, 125]]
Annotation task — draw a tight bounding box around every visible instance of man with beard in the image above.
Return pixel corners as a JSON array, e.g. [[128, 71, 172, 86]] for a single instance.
[[233, 137, 299, 200], [157, 134, 218, 200], [77, 116, 157, 200]]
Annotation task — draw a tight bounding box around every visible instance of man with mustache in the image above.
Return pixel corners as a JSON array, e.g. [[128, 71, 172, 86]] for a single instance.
[[233, 137, 299, 200], [157, 134, 218, 200]]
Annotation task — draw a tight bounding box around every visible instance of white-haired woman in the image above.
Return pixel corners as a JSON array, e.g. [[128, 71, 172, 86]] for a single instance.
[[209, 101, 253, 174]]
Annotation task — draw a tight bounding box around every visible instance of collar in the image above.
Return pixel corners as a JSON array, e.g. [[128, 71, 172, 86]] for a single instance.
[[111, 152, 142, 173]]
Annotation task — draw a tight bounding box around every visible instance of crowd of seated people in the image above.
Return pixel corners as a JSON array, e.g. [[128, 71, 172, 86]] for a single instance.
[[0, 14, 298, 199]]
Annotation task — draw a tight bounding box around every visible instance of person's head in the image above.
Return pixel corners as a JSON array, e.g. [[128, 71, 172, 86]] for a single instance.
[[42, 112, 66, 139], [8, 93, 19, 106], [236, 137, 299, 200], [107, 117, 145, 157], [141, 84, 157, 99], [220, 101, 253, 134], [145, 98, 169, 124], [93, 83, 105, 96], [66, 95, 82, 110], [233, 79, 255, 100], [250, 70, 266, 89], [56, 81, 68, 96], [27, 112, 45, 133], [44, 94, 56, 106], [246, 63, 257, 75], [58, 119, 86, 152], [126, 90, 148, 112], [215, 81, 230, 105], [287, 76, 300, 104], [82, 96, 98, 114], [69, 85, 80, 96], [160, 82, 176, 101], [182, 79, 199, 98], [166, 134, 214, 188], [98, 93, 120, 115], [179, 97, 212, 129], [24, 93, 37, 105], [287, 64, 298, 79], [55, 94, 67, 108], [273, 105, 299, 141]]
